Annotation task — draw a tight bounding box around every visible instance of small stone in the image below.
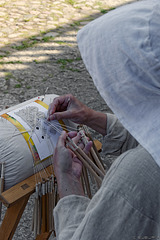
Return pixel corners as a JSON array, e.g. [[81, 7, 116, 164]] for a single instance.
[[44, 32, 59, 38], [8, 33, 22, 38], [0, 12, 7, 17], [80, 21, 90, 25], [50, 9, 63, 15], [24, 14, 33, 21], [34, 36, 43, 40]]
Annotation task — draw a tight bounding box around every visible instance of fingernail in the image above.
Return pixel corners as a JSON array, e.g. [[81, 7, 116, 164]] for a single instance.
[[49, 114, 55, 121]]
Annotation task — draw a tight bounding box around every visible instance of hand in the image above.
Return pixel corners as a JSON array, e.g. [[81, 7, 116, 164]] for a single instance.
[[48, 94, 107, 136], [47, 94, 92, 125], [53, 131, 92, 198]]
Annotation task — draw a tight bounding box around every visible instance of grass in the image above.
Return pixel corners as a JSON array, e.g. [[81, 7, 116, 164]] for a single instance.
[[100, 9, 108, 14], [57, 58, 74, 65], [100, 7, 115, 14], [54, 40, 66, 45], [56, 57, 81, 71], [67, 67, 81, 72], [12, 40, 38, 50], [65, 0, 77, 6], [0, 55, 7, 59], [11, 33, 57, 51], [53, 40, 73, 47], [33, 59, 39, 64], [42, 36, 54, 42], [70, 20, 81, 27], [0, 61, 23, 65], [14, 84, 22, 88], [5, 72, 14, 80]]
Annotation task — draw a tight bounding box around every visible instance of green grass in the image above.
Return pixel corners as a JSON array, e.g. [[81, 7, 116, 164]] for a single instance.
[[56, 57, 81, 71], [11, 33, 57, 51], [57, 57, 81, 65], [12, 39, 38, 50], [100, 9, 108, 14], [54, 41, 66, 45], [100, 7, 115, 14], [70, 20, 81, 27], [5, 72, 14, 80], [42, 36, 54, 42], [14, 84, 22, 88], [33, 59, 39, 64], [67, 67, 81, 72], [53, 40, 72, 47], [57, 58, 74, 65], [65, 0, 76, 6], [0, 61, 23, 64], [0, 55, 7, 59]]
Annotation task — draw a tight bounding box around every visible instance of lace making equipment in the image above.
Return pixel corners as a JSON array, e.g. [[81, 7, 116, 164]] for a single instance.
[[0, 94, 104, 240]]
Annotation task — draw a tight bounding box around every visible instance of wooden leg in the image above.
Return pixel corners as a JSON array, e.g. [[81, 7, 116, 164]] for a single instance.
[[0, 195, 30, 240], [36, 231, 52, 240]]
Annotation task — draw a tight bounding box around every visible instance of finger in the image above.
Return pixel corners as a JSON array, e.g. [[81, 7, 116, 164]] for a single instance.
[[50, 95, 71, 115], [72, 132, 82, 145], [84, 141, 92, 155], [49, 110, 73, 121], [72, 156, 83, 166], [57, 131, 67, 147], [47, 97, 66, 120], [68, 131, 77, 138]]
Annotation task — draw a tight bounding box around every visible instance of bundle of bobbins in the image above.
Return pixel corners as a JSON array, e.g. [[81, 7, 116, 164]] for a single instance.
[[32, 175, 57, 238], [72, 125, 105, 198], [31, 124, 105, 239]]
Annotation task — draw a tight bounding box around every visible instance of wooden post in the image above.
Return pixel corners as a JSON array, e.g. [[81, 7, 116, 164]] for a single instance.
[[36, 232, 52, 240], [0, 165, 54, 240], [0, 195, 30, 240]]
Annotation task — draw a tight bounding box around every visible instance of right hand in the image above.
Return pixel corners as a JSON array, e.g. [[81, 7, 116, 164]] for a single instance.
[[47, 94, 92, 125], [53, 130, 92, 198]]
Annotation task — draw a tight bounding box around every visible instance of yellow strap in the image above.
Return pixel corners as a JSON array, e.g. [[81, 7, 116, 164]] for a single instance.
[[1, 100, 68, 164], [1, 113, 36, 156]]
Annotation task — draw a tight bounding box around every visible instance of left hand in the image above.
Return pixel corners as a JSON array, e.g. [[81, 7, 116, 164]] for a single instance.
[[53, 131, 92, 198]]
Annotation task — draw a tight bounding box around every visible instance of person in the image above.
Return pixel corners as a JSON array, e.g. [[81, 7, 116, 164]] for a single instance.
[[48, 0, 160, 239]]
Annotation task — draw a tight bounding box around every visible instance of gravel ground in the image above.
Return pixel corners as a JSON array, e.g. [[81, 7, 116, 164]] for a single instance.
[[0, 0, 139, 239]]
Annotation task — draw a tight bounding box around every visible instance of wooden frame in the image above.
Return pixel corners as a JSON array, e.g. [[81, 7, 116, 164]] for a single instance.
[[0, 165, 53, 240], [0, 139, 102, 240]]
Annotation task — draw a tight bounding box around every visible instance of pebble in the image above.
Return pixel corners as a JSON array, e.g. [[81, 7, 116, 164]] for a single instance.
[[44, 32, 59, 38]]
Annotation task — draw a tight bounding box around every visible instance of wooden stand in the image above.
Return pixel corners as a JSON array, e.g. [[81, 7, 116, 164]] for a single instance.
[[0, 140, 102, 240], [0, 165, 53, 240]]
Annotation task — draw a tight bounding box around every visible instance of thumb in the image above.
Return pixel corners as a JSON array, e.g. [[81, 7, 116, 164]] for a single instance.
[[84, 141, 92, 155], [57, 131, 67, 147]]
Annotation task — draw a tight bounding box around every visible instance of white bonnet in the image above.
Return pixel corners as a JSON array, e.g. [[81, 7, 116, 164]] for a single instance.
[[77, 0, 160, 166]]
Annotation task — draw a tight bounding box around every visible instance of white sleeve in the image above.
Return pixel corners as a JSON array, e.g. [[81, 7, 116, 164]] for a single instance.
[[103, 113, 138, 156], [54, 195, 90, 240]]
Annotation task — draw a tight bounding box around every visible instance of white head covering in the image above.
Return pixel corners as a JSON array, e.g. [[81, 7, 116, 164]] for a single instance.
[[77, 0, 160, 166]]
